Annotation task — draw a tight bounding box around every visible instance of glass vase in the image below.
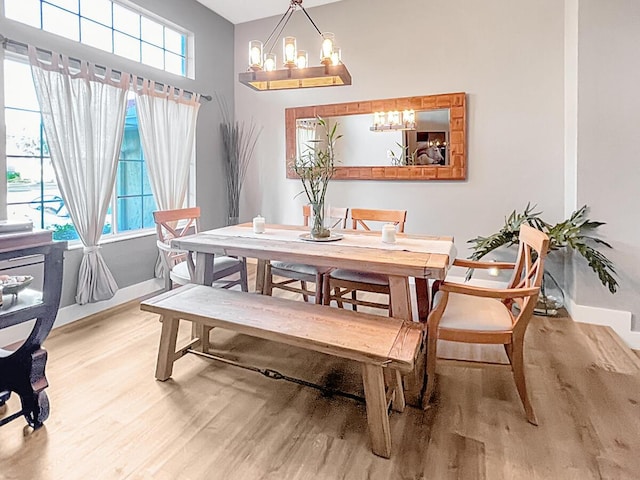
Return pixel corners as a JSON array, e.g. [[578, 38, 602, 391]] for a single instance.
[[310, 202, 330, 239]]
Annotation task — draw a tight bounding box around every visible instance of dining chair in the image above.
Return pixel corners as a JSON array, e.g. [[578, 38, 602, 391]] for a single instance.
[[323, 208, 407, 314], [153, 207, 248, 292], [423, 225, 550, 425], [263, 205, 348, 304]]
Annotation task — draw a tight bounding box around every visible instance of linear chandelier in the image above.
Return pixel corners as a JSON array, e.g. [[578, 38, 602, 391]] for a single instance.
[[238, 0, 352, 92]]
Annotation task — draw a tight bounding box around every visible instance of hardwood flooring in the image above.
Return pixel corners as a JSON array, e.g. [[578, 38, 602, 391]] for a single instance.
[[1, 269, 639, 479]]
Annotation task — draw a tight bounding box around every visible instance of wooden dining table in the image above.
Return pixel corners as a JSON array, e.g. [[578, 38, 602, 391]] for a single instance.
[[171, 223, 455, 405]]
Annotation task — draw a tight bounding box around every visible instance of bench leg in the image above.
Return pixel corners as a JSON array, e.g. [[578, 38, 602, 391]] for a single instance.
[[156, 315, 180, 381], [361, 364, 392, 458]]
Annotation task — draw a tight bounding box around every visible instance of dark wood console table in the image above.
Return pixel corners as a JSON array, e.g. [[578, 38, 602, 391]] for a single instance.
[[0, 231, 66, 429]]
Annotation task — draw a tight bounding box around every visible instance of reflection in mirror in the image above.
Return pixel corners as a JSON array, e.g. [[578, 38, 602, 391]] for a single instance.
[[286, 92, 466, 181], [296, 108, 451, 167]]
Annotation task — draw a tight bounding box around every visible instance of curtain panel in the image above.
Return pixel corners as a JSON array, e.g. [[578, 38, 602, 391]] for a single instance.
[[29, 46, 130, 304], [133, 79, 200, 278]]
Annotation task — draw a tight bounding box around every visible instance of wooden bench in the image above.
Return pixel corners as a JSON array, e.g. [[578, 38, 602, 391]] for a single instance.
[[140, 284, 423, 458]]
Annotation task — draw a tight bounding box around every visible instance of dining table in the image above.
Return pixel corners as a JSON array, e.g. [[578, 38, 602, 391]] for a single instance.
[[171, 223, 456, 405]]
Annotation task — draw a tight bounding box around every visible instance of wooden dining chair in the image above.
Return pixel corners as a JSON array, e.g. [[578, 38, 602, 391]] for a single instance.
[[263, 205, 348, 304], [153, 207, 248, 292], [323, 208, 407, 314], [423, 225, 550, 425]]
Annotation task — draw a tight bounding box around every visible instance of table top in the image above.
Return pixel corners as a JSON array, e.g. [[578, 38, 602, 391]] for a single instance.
[[172, 224, 454, 280]]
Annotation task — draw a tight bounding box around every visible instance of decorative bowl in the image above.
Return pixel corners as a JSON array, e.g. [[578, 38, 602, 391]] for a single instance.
[[0, 275, 34, 296]]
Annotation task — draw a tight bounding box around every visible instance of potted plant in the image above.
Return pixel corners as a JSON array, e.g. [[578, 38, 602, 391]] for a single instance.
[[219, 99, 261, 225], [292, 117, 341, 238], [467, 204, 618, 314]]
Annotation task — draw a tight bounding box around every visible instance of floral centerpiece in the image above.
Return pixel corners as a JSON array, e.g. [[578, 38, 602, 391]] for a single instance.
[[292, 117, 341, 238]]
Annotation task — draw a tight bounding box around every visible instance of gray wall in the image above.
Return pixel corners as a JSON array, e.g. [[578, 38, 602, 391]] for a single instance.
[[573, 0, 640, 328], [0, 0, 235, 307], [235, 0, 565, 254]]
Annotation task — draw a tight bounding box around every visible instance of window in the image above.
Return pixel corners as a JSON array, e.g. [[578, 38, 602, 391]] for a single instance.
[[4, 0, 190, 77], [4, 57, 159, 241]]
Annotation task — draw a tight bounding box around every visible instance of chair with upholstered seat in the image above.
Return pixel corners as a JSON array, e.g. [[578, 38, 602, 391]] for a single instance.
[[153, 207, 247, 292], [263, 205, 348, 304], [423, 225, 550, 424], [323, 208, 407, 314]]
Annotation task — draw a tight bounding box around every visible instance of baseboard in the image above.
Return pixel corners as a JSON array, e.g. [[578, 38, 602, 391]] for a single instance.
[[0, 278, 164, 348], [565, 299, 639, 350]]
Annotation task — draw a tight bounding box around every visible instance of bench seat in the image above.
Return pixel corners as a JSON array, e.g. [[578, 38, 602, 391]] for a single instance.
[[140, 284, 423, 458]]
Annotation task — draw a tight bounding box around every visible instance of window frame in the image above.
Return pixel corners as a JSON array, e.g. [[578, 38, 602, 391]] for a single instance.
[[3, 0, 194, 79]]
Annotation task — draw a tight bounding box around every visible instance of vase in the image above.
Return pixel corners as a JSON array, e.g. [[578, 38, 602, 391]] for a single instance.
[[310, 202, 330, 239]]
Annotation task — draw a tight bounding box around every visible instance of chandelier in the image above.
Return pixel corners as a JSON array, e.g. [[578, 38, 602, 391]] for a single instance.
[[238, 0, 352, 91]]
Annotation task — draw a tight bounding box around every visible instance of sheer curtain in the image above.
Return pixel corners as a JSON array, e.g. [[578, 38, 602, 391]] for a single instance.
[[29, 47, 130, 304], [134, 79, 200, 211], [133, 79, 200, 277]]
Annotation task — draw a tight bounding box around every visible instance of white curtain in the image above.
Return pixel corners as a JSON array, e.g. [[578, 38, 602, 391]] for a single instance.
[[29, 46, 129, 304], [134, 79, 200, 211], [133, 79, 200, 278]]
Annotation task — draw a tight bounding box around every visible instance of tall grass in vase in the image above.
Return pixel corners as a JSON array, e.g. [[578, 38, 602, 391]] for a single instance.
[[219, 98, 261, 225], [292, 117, 341, 238]]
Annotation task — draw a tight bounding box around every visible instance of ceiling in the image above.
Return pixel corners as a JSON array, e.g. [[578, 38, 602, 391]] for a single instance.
[[196, 0, 343, 25]]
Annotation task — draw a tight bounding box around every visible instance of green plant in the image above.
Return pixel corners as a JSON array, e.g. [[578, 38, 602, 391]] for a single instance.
[[292, 117, 341, 238], [467, 204, 618, 294]]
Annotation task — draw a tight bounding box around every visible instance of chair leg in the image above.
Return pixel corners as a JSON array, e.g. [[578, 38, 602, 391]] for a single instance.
[[335, 287, 344, 309], [423, 328, 438, 409], [351, 290, 358, 311], [300, 281, 309, 303], [314, 272, 323, 305], [511, 334, 537, 425], [239, 258, 248, 292], [264, 263, 274, 297]]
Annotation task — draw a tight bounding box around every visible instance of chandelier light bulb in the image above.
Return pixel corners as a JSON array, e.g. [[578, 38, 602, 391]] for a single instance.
[[330, 46, 341, 66], [296, 50, 308, 69], [264, 53, 277, 72], [320, 32, 335, 64], [283, 36, 297, 67], [249, 40, 263, 71]]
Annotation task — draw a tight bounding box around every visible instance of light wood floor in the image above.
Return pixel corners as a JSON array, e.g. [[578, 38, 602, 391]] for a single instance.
[[1, 268, 639, 480]]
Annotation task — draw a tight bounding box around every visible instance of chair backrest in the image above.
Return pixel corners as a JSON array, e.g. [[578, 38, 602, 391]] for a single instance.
[[508, 225, 550, 329], [153, 207, 201, 269], [302, 205, 349, 229], [350, 208, 407, 233]]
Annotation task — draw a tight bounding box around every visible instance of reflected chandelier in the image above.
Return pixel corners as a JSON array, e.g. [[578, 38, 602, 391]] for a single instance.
[[238, 0, 352, 91]]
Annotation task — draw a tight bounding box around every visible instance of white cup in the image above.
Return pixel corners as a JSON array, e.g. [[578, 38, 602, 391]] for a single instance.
[[253, 215, 265, 234], [381, 223, 396, 243]]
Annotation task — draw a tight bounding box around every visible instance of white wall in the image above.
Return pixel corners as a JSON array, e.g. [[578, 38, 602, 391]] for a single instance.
[[574, 0, 640, 330], [235, 0, 565, 252]]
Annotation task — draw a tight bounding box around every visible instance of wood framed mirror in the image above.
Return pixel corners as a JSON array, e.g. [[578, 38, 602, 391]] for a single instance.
[[285, 92, 466, 181]]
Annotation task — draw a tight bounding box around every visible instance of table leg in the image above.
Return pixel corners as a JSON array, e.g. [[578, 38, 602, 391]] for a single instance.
[[414, 278, 430, 322], [388, 275, 425, 407], [255, 259, 267, 294]]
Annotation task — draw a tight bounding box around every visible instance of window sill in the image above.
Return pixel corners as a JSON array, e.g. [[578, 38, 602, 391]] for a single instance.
[[66, 229, 156, 251]]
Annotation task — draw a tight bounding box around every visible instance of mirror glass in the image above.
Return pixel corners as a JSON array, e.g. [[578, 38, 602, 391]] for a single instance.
[[296, 109, 450, 167], [286, 92, 466, 181]]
